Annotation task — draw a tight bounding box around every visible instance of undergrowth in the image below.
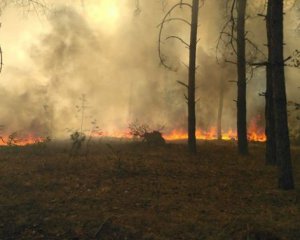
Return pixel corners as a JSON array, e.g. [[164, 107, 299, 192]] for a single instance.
[[0, 141, 299, 240]]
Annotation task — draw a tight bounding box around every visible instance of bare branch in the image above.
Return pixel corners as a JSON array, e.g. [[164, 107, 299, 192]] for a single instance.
[[184, 93, 188, 101], [166, 35, 190, 48], [225, 59, 237, 65], [157, 17, 191, 27], [245, 37, 267, 59], [181, 61, 189, 69], [158, 2, 192, 70], [177, 80, 189, 89], [216, 0, 237, 64], [285, 50, 300, 68]]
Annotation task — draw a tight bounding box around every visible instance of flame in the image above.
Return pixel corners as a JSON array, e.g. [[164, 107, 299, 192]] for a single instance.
[[0, 127, 266, 146], [163, 128, 236, 141], [164, 116, 266, 142], [99, 121, 266, 142], [247, 115, 266, 142], [0, 116, 266, 146], [164, 128, 265, 142], [0, 134, 45, 146]]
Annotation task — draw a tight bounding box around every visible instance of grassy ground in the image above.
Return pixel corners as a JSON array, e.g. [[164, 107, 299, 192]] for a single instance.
[[0, 140, 299, 240]]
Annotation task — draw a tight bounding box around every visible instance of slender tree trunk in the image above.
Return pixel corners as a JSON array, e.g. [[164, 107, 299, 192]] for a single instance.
[[270, 0, 294, 190], [265, 0, 277, 165], [236, 0, 248, 155], [217, 77, 224, 140], [188, 0, 199, 154]]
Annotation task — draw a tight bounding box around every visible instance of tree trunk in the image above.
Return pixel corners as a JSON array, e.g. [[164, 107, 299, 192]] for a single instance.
[[265, 0, 277, 165], [217, 77, 224, 140], [270, 0, 294, 190], [236, 0, 248, 155], [188, 0, 199, 154]]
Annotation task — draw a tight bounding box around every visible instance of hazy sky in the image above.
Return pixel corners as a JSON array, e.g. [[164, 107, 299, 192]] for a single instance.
[[0, 0, 299, 138]]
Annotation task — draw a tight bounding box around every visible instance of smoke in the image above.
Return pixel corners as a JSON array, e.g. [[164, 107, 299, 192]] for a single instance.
[[0, 0, 299, 138]]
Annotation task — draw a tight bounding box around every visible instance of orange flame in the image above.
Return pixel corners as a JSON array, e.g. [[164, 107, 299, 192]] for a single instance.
[[98, 123, 265, 142], [0, 134, 45, 146], [163, 128, 236, 141], [0, 116, 266, 146], [164, 116, 266, 142], [247, 115, 266, 142], [163, 128, 265, 142], [0, 127, 266, 146]]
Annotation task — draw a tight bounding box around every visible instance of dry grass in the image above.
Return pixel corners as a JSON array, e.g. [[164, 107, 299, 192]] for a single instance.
[[0, 140, 299, 240]]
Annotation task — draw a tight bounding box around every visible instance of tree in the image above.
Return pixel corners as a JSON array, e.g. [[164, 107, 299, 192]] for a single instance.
[[158, 0, 200, 153], [269, 0, 294, 190], [187, 0, 199, 153], [217, 64, 226, 140], [265, 0, 277, 165], [217, 0, 251, 155], [236, 0, 248, 155], [252, 1, 297, 165]]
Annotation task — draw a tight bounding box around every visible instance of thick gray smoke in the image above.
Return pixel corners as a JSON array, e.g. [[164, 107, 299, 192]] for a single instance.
[[0, 0, 299, 139]]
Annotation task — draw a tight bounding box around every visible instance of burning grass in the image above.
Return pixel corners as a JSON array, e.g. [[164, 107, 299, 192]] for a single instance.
[[0, 134, 46, 147], [0, 141, 299, 239], [163, 128, 266, 142]]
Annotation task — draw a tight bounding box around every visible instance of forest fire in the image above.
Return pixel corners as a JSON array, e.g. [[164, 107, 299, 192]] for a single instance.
[[0, 123, 266, 146], [163, 128, 266, 142], [164, 116, 266, 142], [0, 1, 299, 239], [95, 125, 266, 142], [0, 134, 45, 146]]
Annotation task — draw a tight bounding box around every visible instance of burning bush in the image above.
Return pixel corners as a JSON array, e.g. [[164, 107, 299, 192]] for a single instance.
[[128, 121, 166, 146]]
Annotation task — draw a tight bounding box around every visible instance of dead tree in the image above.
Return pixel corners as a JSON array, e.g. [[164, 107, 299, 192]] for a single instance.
[[269, 0, 294, 190], [236, 0, 248, 155], [250, 2, 276, 165], [217, 0, 249, 155], [187, 0, 199, 153], [256, 0, 298, 187], [217, 0, 268, 155], [217, 71, 225, 140], [256, 0, 298, 166], [249, 1, 298, 166], [265, 0, 277, 165], [158, 0, 200, 154]]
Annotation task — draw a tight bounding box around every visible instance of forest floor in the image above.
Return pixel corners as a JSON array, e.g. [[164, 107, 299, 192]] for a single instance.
[[0, 140, 299, 240]]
